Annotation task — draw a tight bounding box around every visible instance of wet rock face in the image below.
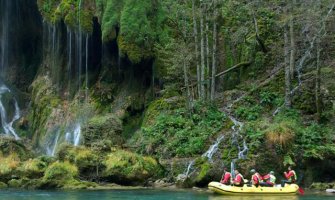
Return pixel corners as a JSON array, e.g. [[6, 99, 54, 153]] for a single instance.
[[0, 0, 42, 90], [175, 158, 225, 188], [81, 114, 124, 148]]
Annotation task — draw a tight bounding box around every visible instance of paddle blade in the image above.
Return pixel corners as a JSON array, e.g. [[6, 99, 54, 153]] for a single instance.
[[298, 187, 305, 195]]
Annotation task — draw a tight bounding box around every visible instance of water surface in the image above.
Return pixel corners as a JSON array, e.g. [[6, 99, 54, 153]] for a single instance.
[[0, 189, 334, 200]]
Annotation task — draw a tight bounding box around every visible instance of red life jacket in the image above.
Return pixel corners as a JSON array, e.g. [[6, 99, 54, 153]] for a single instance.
[[220, 172, 231, 184]]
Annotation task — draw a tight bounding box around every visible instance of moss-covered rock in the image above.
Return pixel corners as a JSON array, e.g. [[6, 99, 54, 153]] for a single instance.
[[310, 182, 335, 191], [0, 182, 7, 189], [7, 179, 22, 188], [41, 161, 78, 188], [0, 137, 33, 160], [18, 158, 47, 179], [57, 145, 100, 178], [37, 0, 94, 33], [82, 114, 124, 148], [189, 157, 224, 188], [0, 153, 20, 182], [102, 149, 164, 185]]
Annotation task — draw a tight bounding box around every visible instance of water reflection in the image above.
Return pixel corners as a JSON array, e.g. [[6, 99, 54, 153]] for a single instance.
[[208, 195, 299, 200]]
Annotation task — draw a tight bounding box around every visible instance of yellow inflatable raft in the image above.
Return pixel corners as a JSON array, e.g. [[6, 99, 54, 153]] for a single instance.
[[208, 182, 299, 195]]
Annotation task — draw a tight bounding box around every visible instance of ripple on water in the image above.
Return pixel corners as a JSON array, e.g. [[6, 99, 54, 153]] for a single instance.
[[0, 190, 334, 200]]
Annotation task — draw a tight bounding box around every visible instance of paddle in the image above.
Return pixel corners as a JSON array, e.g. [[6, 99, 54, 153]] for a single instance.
[[297, 172, 305, 195], [298, 187, 305, 195]]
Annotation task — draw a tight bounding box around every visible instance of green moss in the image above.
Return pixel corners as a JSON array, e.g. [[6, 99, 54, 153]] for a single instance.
[[310, 182, 335, 190], [18, 158, 47, 179], [0, 137, 33, 160], [43, 161, 78, 181], [7, 179, 22, 188], [0, 154, 20, 179], [103, 149, 163, 184], [142, 98, 176, 126], [195, 162, 210, 182], [37, 0, 94, 33], [57, 145, 100, 170], [82, 114, 124, 147], [117, 35, 152, 64], [29, 75, 61, 146], [0, 182, 7, 189]]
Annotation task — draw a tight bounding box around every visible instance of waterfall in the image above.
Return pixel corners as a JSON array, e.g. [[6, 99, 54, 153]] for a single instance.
[[226, 113, 248, 178], [65, 123, 82, 146], [202, 135, 225, 161], [73, 123, 81, 146], [46, 129, 61, 156], [0, 84, 20, 140], [0, 1, 21, 140], [184, 160, 195, 177], [184, 134, 225, 176], [85, 34, 89, 103]]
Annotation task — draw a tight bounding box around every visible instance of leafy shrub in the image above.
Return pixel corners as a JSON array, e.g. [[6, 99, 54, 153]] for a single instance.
[[235, 105, 262, 121], [140, 102, 226, 157], [43, 161, 78, 181], [260, 91, 278, 106]]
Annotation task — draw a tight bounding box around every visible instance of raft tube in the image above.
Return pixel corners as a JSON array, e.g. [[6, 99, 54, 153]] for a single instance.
[[208, 182, 299, 195]]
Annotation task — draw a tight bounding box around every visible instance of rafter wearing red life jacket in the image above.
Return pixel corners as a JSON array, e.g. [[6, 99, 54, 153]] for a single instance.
[[233, 170, 244, 187], [284, 169, 297, 182], [220, 171, 231, 185]]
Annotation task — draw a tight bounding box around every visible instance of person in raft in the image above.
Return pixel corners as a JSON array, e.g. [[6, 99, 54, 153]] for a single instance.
[[220, 168, 231, 185], [281, 166, 297, 187], [260, 171, 276, 187], [250, 169, 262, 187], [233, 169, 244, 187]]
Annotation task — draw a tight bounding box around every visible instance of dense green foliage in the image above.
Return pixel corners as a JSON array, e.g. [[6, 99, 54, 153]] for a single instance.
[[136, 99, 228, 157]]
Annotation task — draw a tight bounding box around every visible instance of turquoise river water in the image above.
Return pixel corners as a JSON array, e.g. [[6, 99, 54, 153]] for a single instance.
[[0, 189, 335, 200]]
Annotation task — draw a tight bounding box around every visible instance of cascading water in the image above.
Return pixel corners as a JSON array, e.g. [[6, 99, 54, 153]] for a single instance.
[[226, 112, 248, 179], [46, 129, 61, 156], [184, 135, 225, 177], [0, 1, 21, 140], [65, 123, 82, 146], [202, 135, 225, 161], [0, 84, 20, 140]]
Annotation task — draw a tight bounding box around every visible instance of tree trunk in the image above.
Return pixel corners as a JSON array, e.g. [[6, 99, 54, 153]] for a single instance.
[[284, 24, 291, 108], [206, 9, 210, 99], [200, 3, 206, 100], [315, 39, 322, 122], [183, 0, 192, 111], [211, 0, 217, 101], [192, 0, 201, 99], [289, 9, 296, 81]]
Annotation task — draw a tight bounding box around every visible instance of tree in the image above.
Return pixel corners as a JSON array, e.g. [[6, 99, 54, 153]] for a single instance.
[[210, 0, 218, 101], [284, 11, 291, 108], [289, 0, 296, 81]]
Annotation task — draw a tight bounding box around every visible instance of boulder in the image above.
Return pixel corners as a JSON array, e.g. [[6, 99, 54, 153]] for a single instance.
[[0, 182, 7, 189], [102, 149, 164, 185], [326, 189, 335, 193], [82, 114, 124, 148]]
